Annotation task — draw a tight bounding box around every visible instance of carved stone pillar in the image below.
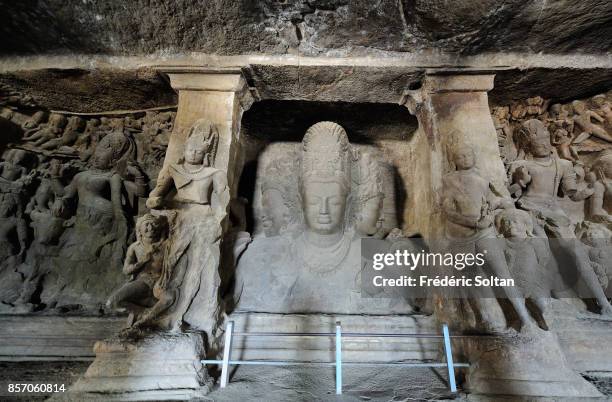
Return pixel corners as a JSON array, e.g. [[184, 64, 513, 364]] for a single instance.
[[154, 67, 256, 332], [400, 72, 507, 239], [65, 68, 257, 401], [401, 72, 602, 399]]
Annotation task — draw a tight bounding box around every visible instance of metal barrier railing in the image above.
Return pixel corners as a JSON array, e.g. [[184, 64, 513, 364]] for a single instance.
[[202, 321, 469, 395]]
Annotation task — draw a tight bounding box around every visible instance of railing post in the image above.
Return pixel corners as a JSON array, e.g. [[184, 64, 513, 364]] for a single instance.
[[335, 321, 342, 395], [442, 323, 457, 393], [220, 320, 235, 388]]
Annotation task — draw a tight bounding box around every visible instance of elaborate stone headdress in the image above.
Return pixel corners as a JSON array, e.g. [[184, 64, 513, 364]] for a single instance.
[[94, 130, 136, 170], [184, 119, 219, 166], [515, 119, 550, 155], [300, 121, 351, 190]]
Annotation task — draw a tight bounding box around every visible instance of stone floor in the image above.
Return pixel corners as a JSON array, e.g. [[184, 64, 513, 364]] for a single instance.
[[0, 361, 89, 401], [0, 361, 611, 401], [207, 364, 461, 402]]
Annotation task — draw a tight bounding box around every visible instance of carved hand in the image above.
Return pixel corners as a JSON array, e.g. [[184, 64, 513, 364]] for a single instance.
[[146, 196, 163, 209], [513, 166, 532, 187], [476, 214, 493, 229]]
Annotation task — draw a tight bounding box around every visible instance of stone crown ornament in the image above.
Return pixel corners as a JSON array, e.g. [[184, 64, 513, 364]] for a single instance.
[[301, 121, 351, 189]]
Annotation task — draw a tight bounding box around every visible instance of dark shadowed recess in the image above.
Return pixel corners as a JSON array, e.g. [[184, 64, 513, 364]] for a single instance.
[[241, 100, 418, 143]]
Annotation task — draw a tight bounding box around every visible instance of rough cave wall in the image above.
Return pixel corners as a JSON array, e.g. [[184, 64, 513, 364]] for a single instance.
[[2, 0, 611, 56]]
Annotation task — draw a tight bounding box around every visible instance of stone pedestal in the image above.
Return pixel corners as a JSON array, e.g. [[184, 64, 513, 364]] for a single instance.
[[229, 312, 440, 363], [465, 330, 602, 398], [63, 332, 209, 401]]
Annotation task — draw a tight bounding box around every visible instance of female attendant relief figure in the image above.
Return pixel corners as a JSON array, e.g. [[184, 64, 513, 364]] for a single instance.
[[53, 130, 147, 310]]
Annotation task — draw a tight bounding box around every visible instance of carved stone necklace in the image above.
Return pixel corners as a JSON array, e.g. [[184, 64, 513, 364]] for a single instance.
[[293, 228, 354, 276]]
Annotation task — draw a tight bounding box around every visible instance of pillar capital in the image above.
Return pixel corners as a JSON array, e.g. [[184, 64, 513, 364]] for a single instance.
[[399, 72, 495, 109], [158, 66, 258, 111], [421, 72, 495, 94]]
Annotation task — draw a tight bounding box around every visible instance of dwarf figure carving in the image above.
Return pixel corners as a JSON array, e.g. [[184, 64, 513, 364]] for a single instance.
[[107, 213, 170, 329], [496, 209, 552, 326]]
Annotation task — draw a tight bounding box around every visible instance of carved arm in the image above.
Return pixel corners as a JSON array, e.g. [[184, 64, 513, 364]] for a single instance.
[[122, 244, 146, 277], [146, 170, 174, 209]]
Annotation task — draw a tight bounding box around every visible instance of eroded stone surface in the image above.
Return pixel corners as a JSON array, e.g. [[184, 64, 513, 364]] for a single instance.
[[2, 1, 611, 56]]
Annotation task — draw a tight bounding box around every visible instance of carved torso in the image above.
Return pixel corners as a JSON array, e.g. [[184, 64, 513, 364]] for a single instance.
[[169, 164, 218, 205], [443, 169, 490, 238], [132, 242, 165, 287]]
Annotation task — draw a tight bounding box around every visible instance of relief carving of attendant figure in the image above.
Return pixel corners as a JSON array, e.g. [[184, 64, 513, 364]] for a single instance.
[[142, 119, 229, 334], [147, 119, 228, 213], [591, 94, 612, 127], [571, 100, 612, 144], [14, 199, 71, 311], [61, 131, 146, 266], [577, 223, 612, 298], [509, 119, 612, 315], [22, 113, 67, 147], [353, 151, 384, 237], [0, 192, 28, 266], [259, 154, 300, 237], [496, 209, 552, 326], [587, 151, 612, 226], [0, 149, 34, 194], [21, 111, 46, 131], [442, 143, 538, 332], [38, 115, 85, 151]]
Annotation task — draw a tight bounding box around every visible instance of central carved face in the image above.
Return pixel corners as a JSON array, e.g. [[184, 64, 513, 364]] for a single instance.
[[302, 180, 347, 235], [184, 141, 206, 165]]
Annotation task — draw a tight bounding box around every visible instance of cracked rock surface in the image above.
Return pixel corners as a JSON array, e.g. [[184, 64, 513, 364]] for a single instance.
[[2, 0, 611, 56]]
